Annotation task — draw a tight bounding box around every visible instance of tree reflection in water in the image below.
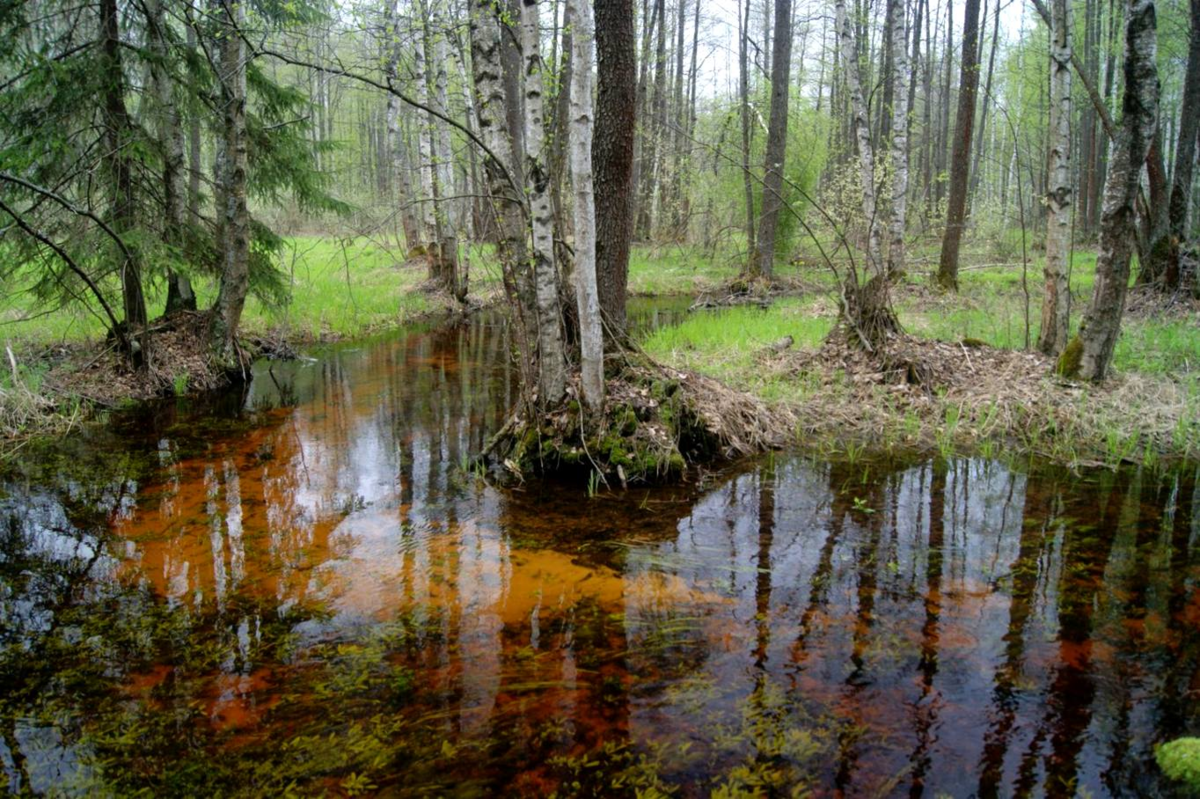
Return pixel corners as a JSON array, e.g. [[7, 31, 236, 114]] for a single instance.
[[2, 310, 1198, 796]]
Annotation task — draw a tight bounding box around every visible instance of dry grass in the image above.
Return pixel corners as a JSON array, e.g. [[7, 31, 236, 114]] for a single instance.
[[776, 333, 1200, 467], [42, 311, 229, 407]]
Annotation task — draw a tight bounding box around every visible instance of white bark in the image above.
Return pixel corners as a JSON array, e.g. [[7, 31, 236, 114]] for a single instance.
[[836, 0, 883, 274], [568, 0, 603, 411], [521, 0, 567, 405], [383, 1, 421, 249], [1039, 0, 1072, 356], [468, 0, 538, 395], [413, 10, 437, 246], [886, 0, 910, 275]]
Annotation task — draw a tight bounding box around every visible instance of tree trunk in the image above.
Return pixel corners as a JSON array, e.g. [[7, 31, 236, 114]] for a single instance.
[[887, 0, 911, 274], [968, 0, 1002, 203], [935, 0, 953, 209], [1059, 0, 1159, 382], [935, 0, 982, 290], [1143, 0, 1200, 287], [414, 15, 437, 249], [147, 0, 196, 315], [521, 0, 567, 405], [593, 0, 637, 340], [187, 18, 202, 223], [384, 5, 423, 250], [739, 0, 756, 258], [749, 0, 793, 278], [836, 0, 883, 273], [469, 0, 537, 397], [1039, 0, 1073, 356], [210, 0, 251, 365], [101, 0, 148, 360], [568, 0, 604, 410], [426, 7, 462, 297]]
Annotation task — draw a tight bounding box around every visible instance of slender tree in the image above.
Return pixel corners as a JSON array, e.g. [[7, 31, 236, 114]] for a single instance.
[[1059, 0, 1159, 381], [210, 0, 251, 365], [749, 0, 794, 278], [568, 0, 603, 410], [1142, 0, 1200, 288], [101, 0, 149, 358], [1039, 0, 1074, 356], [521, 0, 567, 405], [887, 0, 911, 274], [935, 0, 983, 290], [146, 0, 196, 314], [836, 0, 883, 273]]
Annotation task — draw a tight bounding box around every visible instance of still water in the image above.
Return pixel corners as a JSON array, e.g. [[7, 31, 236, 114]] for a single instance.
[[2, 302, 1198, 796]]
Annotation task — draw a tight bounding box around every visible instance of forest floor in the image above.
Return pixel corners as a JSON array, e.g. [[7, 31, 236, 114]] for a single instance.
[[643, 243, 1200, 469], [3, 234, 1198, 468]]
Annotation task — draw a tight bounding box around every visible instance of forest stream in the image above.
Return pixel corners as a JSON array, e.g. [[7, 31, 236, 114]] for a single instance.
[[2, 299, 1198, 797]]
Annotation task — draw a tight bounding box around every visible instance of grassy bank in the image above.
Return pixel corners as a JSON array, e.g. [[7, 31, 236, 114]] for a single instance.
[[642, 253, 1200, 469]]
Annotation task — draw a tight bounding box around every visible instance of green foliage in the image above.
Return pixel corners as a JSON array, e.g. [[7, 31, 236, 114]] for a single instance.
[[1157, 738, 1200, 793]]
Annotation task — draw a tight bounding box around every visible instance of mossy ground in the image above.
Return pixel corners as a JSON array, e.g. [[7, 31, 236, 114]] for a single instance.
[[488, 357, 791, 484]]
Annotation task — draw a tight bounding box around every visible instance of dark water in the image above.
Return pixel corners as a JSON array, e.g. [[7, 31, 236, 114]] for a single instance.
[[2, 300, 1198, 797]]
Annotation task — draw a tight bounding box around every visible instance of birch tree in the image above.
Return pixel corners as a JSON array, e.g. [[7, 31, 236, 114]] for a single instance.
[[521, 0, 567, 404], [568, 0, 603, 410], [1059, 0, 1159, 381], [886, 0, 910, 274], [468, 0, 538, 397], [836, 0, 883, 273], [1039, 0, 1073, 356]]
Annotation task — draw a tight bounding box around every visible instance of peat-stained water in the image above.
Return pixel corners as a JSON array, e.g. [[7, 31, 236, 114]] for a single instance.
[[2, 305, 1198, 797]]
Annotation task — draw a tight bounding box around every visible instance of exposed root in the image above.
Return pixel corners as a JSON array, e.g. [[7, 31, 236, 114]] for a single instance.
[[835, 271, 903, 352], [486, 356, 794, 483]]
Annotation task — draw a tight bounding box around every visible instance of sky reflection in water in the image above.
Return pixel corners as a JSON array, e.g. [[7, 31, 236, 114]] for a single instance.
[[2, 304, 1198, 796]]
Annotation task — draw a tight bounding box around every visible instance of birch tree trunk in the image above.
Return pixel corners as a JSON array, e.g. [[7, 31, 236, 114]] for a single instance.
[[521, 0, 567, 405], [427, 6, 462, 297], [749, 0, 793, 278], [468, 0, 537, 397], [568, 0, 603, 411], [414, 14, 437, 248], [384, 3, 423, 250], [147, 0, 196, 314], [210, 0, 251, 365], [886, 0, 910, 274], [836, 0, 883, 273], [738, 0, 756, 259], [1039, 0, 1073, 356], [1059, 0, 1159, 382]]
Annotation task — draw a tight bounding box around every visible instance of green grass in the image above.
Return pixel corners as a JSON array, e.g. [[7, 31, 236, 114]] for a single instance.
[[642, 299, 835, 402]]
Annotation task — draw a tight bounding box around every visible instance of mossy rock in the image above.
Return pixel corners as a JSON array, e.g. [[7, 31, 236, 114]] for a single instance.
[[1157, 738, 1200, 793]]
